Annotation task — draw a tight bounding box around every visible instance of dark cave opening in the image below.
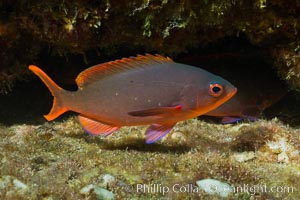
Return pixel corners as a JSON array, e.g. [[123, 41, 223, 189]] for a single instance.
[[0, 35, 299, 127]]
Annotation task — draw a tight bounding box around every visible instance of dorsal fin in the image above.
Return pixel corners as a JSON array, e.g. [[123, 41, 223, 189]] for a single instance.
[[75, 54, 174, 88]]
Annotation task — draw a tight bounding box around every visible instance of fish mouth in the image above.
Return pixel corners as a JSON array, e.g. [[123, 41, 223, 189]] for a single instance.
[[224, 87, 237, 102], [226, 87, 237, 100], [214, 86, 237, 109], [191, 86, 237, 117]]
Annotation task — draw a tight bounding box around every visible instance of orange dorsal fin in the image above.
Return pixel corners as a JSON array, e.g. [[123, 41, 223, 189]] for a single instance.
[[75, 54, 173, 88]]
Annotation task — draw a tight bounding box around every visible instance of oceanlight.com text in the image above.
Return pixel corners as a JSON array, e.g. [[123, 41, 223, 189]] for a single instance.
[[133, 183, 295, 196], [216, 183, 295, 196]]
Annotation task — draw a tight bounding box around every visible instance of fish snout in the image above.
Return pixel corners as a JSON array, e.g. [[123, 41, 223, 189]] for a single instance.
[[225, 84, 238, 100]]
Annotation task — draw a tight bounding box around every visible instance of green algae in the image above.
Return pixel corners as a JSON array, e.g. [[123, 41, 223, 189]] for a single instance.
[[1, 117, 300, 199]]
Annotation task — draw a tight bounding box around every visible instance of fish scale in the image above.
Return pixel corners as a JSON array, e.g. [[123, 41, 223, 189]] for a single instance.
[[29, 54, 237, 144]]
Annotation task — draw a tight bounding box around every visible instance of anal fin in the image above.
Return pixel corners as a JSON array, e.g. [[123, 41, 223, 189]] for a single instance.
[[145, 123, 176, 144], [221, 117, 242, 124], [221, 116, 258, 124], [78, 115, 119, 136]]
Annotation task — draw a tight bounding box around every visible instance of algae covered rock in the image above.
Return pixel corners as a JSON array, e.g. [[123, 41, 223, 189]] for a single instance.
[[80, 184, 114, 200], [0, 176, 30, 198], [272, 43, 300, 92], [1, 118, 300, 199], [0, 0, 300, 92], [196, 178, 233, 198]]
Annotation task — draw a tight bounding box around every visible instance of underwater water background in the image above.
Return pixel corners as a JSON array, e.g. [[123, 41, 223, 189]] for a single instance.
[[1, 36, 300, 200], [1, 1, 300, 199]]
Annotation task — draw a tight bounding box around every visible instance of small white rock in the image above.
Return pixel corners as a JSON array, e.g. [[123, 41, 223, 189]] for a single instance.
[[278, 152, 289, 163], [0, 176, 28, 194], [80, 184, 95, 195], [171, 131, 186, 142], [94, 186, 114, 200], [232, 151, 255, 162], [196, 178, 233, 198], [290, 150, 300, 157], [13, 179, 28, 190], [102, 174, 115, 186], [80, 184, 114, 200]]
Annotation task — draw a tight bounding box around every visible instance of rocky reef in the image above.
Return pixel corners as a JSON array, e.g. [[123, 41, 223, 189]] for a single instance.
[[1, 1, 300, 199], [1, 118, 300, 199], [0, 0, 300, 92]]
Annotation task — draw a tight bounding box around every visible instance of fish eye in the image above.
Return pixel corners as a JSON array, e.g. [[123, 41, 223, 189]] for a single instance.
[[209, 83, 223, 97]]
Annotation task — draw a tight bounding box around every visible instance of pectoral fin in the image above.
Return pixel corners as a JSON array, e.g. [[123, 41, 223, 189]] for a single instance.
[[128, 105, 182, 117], [145, 123, 176, 144], [78, 115, 119, 136]]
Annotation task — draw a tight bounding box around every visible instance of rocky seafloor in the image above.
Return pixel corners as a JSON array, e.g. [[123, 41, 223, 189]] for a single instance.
[[1, 116, 300, 199]]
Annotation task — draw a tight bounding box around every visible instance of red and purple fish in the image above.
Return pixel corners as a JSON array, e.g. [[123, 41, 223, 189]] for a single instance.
[[29, 54, 237, 143]]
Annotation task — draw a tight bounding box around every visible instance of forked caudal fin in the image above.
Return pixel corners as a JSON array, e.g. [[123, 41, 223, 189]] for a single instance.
[[28, 65, 69, 121]]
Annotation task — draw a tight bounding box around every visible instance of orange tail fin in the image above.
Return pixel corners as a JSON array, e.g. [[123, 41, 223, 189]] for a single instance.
[[28, 65, 68, 121]]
